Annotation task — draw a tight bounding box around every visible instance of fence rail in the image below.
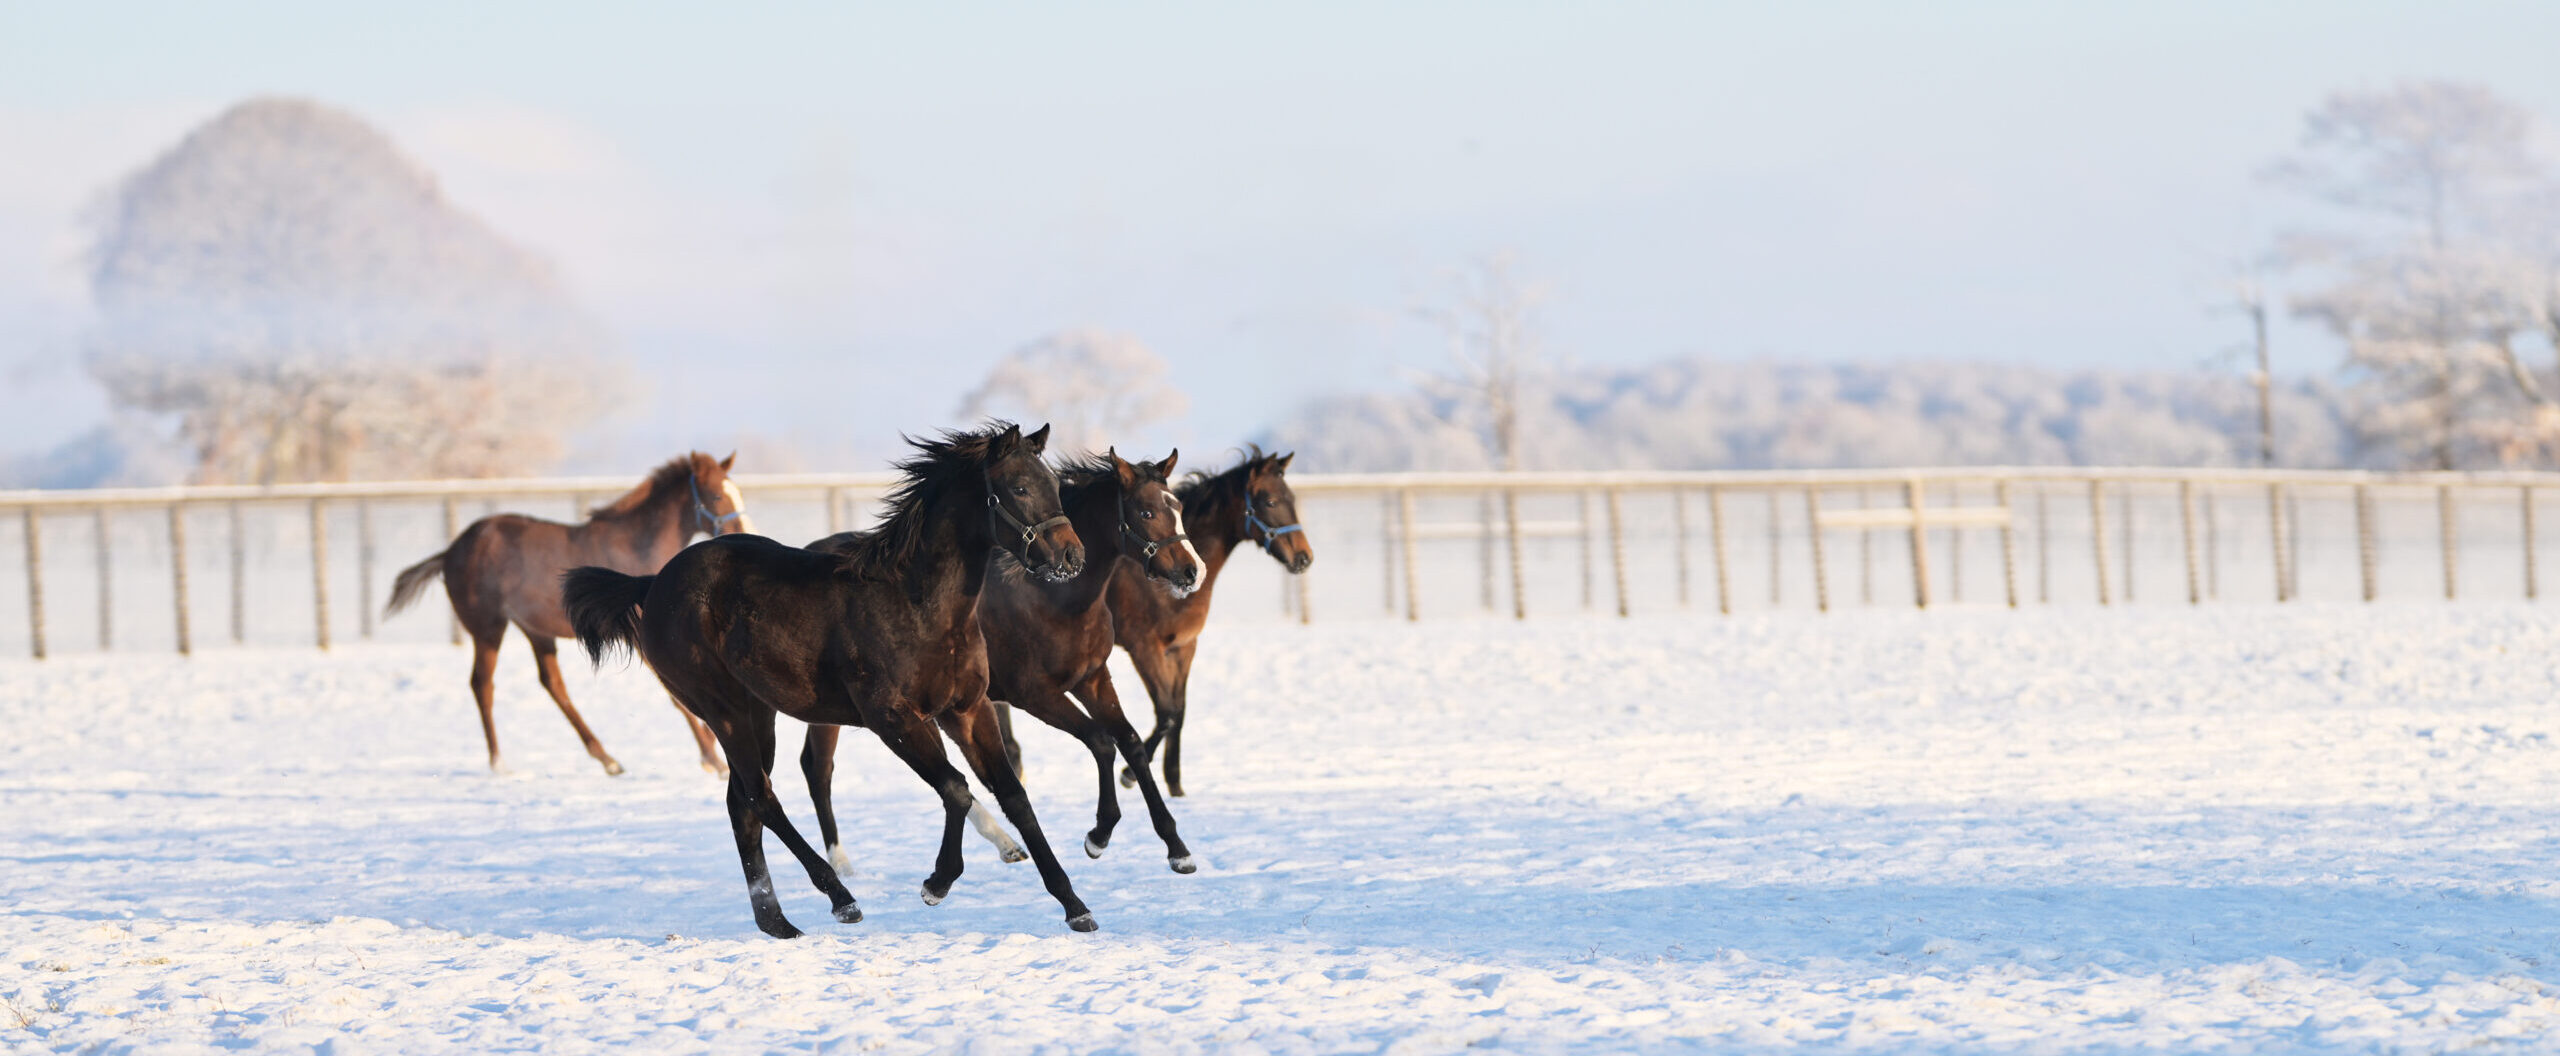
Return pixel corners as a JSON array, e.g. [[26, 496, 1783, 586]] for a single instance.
[[3, 465, 2556, 657]]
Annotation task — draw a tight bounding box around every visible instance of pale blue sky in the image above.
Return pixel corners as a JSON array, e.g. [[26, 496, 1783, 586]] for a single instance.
[[4, 1, 2556, 468]]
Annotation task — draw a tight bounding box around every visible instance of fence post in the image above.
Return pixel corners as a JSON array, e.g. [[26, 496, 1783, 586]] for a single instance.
[[826, 487, 843, 536], [356, 501, 376, 640], [24, 507, 44, 660], [2089, 481, 2112, 606], [1607, 488, 1630, 618], [310, 500, 332, 651], [2204, 490, 2220, 601], [1859, 488, 1875, 605], [442, 497, 461, 646], [1503, 488, 1526, 620], [1672, 489, 1691, 608], [1997, 480, 2019, 609], [2525, 485, 2539, 602], [1577, 491, 1594, 611], [228, 502, 246, 644], [1906, 479, 1932, 609], [2179, 480, 2200, 606], [1804, 488, 1829, 613], [1947, 483, 1963, 604], [2120, 483, 2135, 603], [2438, 484, 2457, 601], [1477, 493, 1495, 612], [2355, 484, 2377, 603], [2266, 484, 2290, 603], [1295, 567, 1313, 626], [170, 505, 191, 656], [2036, 487, 2050, 604], [1708, 486, 1732, 615], [94, 508, 111, 651], [1767, 490, 1782, 606], [1398, 489, 1420, 623]]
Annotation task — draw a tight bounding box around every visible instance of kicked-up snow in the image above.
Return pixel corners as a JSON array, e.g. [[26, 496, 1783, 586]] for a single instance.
[[2, 605, 2557, 1052]]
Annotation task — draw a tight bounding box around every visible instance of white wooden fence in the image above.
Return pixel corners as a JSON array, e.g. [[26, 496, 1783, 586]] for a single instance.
[[1, 466, 2554, 657]]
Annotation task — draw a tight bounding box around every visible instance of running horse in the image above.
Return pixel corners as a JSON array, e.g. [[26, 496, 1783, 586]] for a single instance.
[[1110, 446, 1312, 797], [803, 448, 1205, 875], [384, 452, 753, 776], [564, 423, 1104, 936]]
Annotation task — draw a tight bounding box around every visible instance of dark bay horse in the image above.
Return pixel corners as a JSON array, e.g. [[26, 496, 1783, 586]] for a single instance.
[[1110, 447, 1312, 797], [564, 423, 1103, 937], [806, 449, 1204, 874], [385, 452, 751, 776]]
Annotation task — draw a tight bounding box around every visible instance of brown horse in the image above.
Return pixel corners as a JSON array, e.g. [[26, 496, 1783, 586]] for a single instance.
[[804, 448, 1204, 874], [384, 452, 753, 777], [564, 423, 1102, 937], [1110, 446, 1311, 797]]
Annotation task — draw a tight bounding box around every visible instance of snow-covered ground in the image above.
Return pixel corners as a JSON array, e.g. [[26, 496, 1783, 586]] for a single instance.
[[3, 605, 2558, 1053]]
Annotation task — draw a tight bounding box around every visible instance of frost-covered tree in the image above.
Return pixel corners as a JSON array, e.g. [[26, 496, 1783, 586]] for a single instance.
[[2268, 81, 2560, 469], [1414, 254, 1549, 471], [956, 330, 1188, 454], [83, 97, 615, 484]]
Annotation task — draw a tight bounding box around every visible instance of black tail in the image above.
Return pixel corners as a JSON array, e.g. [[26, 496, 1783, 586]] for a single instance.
[[563, 567, 653, 667], [384, 550, 448, 617]]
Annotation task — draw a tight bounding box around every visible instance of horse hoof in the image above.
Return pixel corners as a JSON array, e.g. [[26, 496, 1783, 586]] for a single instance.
[[602, 760, 626, 777], [921, 881, 950, 907], [1066, 913, 1098, 933], [1001, 846, 1029, 864], [1118, 768, 1138, 788], [833, 902, 864, 924], [760, 920, 804, 940], [1169, 855, 1197, 874], [1084, 834, 1108, 859], [1168, 787, 1185, 798]]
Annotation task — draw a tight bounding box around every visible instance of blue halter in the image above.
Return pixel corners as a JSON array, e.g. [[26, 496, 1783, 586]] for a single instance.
[[1244, 502, 1303, 554], [690, 474, 745, 535]]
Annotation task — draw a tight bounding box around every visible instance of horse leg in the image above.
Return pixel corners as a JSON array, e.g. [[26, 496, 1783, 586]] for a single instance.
[[1073, 669, 1195, 872], [1160, 645, 1196, 797], [467, 628, 507, 773], [994, 701, 1026, 779], [1119, 640, 1181, 789], [680, 702, 727, 778], [525, 631, 624, 776], [1004, 688, 1122, 859], [865, 705, 981, 906], [733, 720, 860, 925], [703, 710, 800, 939], [800, 725, 850, 876], [945, 699, 1098, 932]]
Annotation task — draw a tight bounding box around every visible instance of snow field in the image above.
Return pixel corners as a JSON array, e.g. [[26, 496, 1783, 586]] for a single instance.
[[2, 605, 2558, 1052]]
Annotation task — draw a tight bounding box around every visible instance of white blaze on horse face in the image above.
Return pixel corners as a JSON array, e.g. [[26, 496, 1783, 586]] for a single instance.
[[719, 479, 755, 535], [1162, 493, 1202, 597]]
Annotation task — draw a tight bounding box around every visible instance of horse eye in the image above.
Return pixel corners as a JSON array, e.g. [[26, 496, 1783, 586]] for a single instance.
[[1140, 508, 1155, 519], [1012, 486, 1028, 497]]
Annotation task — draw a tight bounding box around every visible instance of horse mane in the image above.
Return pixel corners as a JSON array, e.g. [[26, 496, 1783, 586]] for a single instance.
[[1174, 444, 1285, 517], [588, 454, 709, 521], [830, 424, 1016, 584]]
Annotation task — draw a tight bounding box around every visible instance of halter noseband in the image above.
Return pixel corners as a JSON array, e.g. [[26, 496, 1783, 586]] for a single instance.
[[988, 487, 1073, 549], [1244, 501, 1303, 554], [690, 474, 745, 534], [1120, 492, 1190, 560]]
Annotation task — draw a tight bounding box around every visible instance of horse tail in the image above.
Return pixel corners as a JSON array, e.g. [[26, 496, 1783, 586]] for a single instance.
[[563, 567, 653, 667], [384, 550, 449, 617]]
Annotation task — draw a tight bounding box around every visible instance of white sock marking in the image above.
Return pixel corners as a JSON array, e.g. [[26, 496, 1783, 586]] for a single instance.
[[968, 801, 1024, 858]]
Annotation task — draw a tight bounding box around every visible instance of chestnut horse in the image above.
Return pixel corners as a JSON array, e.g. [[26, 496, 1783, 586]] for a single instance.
[[805, 448, 1204, 874], [1110, 447, 1312, 797], [385, 452, 752, 777], [564, 423, 1103, 937]]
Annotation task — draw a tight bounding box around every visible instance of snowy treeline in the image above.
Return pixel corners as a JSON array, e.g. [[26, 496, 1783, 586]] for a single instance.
[[80, 98, 613, 485], [1262, 358, 2364, 472]]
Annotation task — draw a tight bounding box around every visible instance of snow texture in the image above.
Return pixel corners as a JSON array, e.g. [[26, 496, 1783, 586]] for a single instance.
[[3, 605, 2558, 1052]]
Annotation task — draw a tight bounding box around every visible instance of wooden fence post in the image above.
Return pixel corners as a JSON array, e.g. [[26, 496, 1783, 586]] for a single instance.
[[1398, 489, 1420, 623], [2179, 480, 2200, 606], [2355, 484, 2377, 603], [1295, 567, 1312, 626], [1380, 494, 1397, 615], [1906, 479, 1932, 609], [2089, 481, 2112, 606], [1767, 490, 1783, 606], [24, 507, 44, 660], [94, 508, 111, 651], [1709, 486, 1732, 615], [1672, 489, 1691, 608], [2524, 485, 2539, 602], [1805, 488, 1829, 613], [2119, 483, 2135, 603], [1859, 488, 1875, 605], [1503, 488, 1526, 620], [2438, 484, 2457, 601], [310, 500, 331, 651], [169, 505, 191, 656], [1607, 488, 1630, 617], [2266, 483, 2290, 603], [2204, 490, 2220, 601], [826, 487, 843, 536], [1997, 480, 2019, 609], [1577, 491, 1594, 611], [228, 502, 246, 644]]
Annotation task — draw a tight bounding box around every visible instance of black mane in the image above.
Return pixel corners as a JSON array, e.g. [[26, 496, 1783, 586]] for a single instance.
[[588, 453, 712, 521], [825, 425, 1016, 585], [1174, 445, 1285, 519]]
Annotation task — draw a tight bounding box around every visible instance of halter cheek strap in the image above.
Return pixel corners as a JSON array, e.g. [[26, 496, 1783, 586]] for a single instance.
[[1244, 503, 1304, 554], [988, 489, 1073, 548], [690, 475, 745, 534], [1120, 495, 1190, 560]]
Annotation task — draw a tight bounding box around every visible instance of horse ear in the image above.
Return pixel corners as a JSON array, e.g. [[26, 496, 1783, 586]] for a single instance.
[[719, 451, 736, 471], [990, 422, 1022, 459], [1158, 448, 1179, 476], [1109, 448, 1137, 486], [1275, 452, 1294, 474], [1023, 423, 1051, 455]]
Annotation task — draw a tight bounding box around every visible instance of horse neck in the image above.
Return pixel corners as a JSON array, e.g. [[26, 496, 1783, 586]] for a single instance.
[[904, 482, 996, 624], [1181, 482, 1249, 586], [574, 478, 694, 563]]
